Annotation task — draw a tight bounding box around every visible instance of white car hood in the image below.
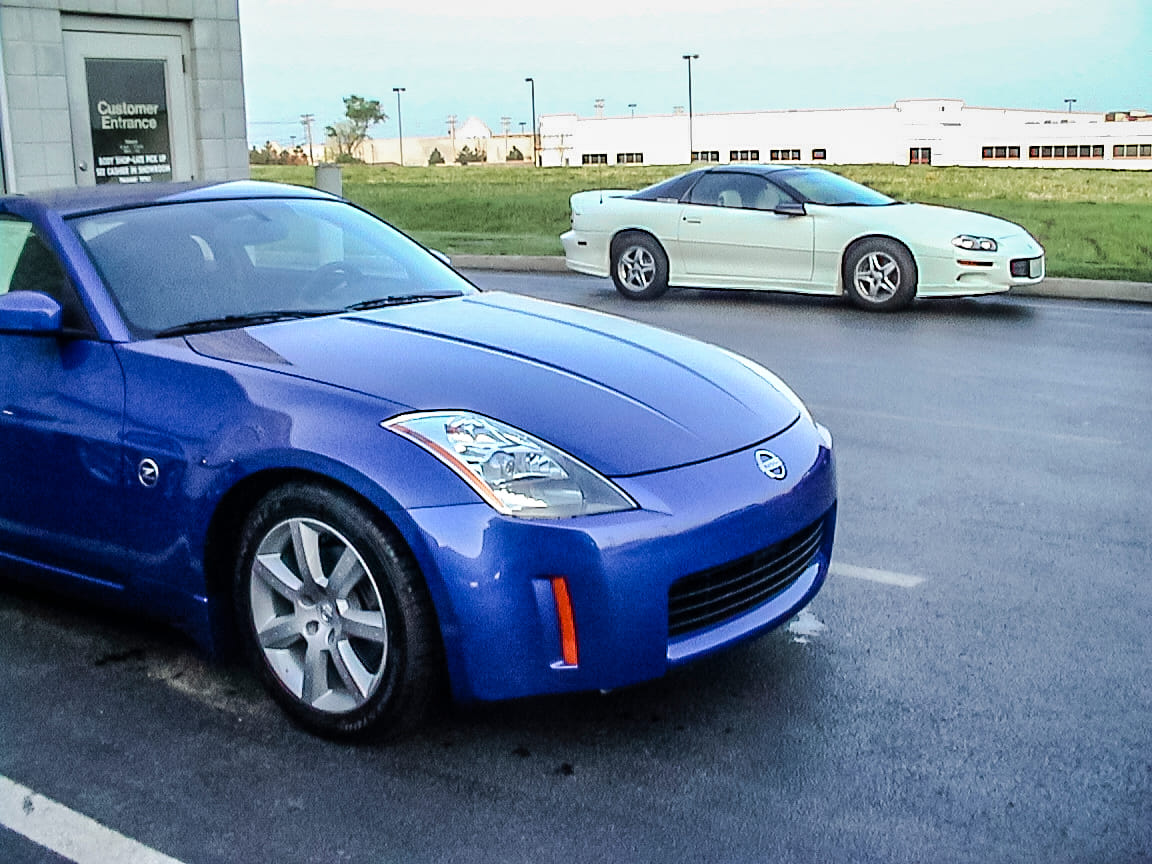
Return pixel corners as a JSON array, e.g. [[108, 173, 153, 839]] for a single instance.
[[826, 202, 1031, 241]]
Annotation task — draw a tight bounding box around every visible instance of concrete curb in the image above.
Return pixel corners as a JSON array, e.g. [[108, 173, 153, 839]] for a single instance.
[[452, 255, 1152, 304]]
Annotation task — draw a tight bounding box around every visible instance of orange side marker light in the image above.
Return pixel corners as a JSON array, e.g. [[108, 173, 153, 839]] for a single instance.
[[551, 577, 579, 667]]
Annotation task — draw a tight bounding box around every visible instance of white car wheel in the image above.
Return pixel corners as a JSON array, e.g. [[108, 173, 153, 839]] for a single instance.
[[844, 239, 917, 311], [610, 233, 669, 300]]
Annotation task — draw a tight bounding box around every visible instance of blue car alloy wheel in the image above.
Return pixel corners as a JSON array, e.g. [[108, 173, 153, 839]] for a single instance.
[[0, 180, 836, 740], [234, 483, 443, 740]]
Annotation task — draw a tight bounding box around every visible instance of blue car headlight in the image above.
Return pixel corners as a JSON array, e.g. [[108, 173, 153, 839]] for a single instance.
[[383, 412, 638, 518], [952, 234, 998, 252]]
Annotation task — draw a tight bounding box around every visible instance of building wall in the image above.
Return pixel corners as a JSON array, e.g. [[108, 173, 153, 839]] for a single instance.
[[537, 99, 1152, 170], [0, 0, 248, 192], [357, 132, 536, 167]]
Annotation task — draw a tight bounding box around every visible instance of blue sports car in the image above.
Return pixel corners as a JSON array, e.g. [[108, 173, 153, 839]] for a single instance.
[[0, 180, 836, 739]]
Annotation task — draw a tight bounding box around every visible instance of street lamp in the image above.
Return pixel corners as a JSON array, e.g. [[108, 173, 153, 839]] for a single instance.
[[682, 54, 699, 162], [393, 87, 406, 166], [628, 103, 637, 118], [1064, 98, 1077, 113], [525, 77, 537, 167]]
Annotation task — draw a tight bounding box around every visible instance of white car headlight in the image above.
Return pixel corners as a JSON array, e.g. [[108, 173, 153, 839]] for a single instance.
[[383, 412, 637, 518], [952, 235, 998, 252]]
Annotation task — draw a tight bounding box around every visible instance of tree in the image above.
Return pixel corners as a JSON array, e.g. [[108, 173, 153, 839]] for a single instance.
[[506, 145, 524, 162], [325, 94, 387, 161], [427, 148, 445, 166], [455, 144, 486, 165]]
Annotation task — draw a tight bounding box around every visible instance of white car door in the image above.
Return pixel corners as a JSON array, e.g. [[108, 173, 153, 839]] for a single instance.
[[677, 172, 814, 285]]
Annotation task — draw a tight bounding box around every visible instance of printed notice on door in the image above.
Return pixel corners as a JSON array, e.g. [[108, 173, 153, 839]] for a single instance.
[[85, 58, 173, 184]]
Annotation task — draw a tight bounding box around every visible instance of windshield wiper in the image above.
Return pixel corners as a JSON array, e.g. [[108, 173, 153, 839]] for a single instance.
[[154, 308, 338, 338], [343, 292, 463, 311]]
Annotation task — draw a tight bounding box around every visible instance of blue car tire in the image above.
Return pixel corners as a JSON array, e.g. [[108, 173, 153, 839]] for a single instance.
[[233, 482, 443, 739]]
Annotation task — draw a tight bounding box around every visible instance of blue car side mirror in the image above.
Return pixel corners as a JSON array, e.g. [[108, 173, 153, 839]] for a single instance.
[[0, 291, 63, 334]]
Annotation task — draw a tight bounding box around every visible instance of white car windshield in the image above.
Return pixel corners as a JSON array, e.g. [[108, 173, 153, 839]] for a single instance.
[[73, 197, 473, 337], [774, 169, 897, 206]]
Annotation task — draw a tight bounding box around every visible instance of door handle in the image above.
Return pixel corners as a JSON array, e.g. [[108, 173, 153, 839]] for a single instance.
[[683, 217, 701, 224]]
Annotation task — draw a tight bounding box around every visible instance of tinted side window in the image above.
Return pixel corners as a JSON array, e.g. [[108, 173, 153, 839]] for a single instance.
[[687, 173, 781, 210], [0, 216, 91, 333]]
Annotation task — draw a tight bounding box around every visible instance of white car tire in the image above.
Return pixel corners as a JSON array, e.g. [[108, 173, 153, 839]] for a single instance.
[[843, 238, 917, 312], [610, 233, 670, 301]]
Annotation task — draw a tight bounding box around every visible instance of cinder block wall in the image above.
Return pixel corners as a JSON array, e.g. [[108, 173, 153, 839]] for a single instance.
[[0, 0, 248, 191]]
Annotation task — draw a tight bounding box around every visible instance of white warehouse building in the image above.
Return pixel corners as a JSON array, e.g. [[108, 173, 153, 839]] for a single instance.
[[538, 99, 1152, 170]]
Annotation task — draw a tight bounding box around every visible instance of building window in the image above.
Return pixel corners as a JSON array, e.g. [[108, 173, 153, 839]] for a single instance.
[[983, 146, 1021, 160], [812, 148, 826, 160], [909, 147, 931, 165], [615, 152, 643, 164], [1054, 146, 1065, 157], [1041, 145, 1053, 157], [769, 149, 801, 161], [1092, 145, 1104, 158], [692, 150, 720, 162], [729, 149, 759, 162], [1115, 144, 1152, 158], [1029, 146, 1040, 158], [1143, 145, 1152, 157], [581, 153, 607, 165]]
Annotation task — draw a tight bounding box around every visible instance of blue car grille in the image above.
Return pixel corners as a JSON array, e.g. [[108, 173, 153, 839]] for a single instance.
[[668, 517, 825, 638]]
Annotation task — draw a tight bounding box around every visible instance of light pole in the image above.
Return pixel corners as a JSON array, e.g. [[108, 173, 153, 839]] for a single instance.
[[525, 77, 537, 167], [393, 87, 405, 166], [682, 54, 699, 162], [628, 103, 637, 118], [300, 113, 315, 165], [1064, 97, 1077, 113]]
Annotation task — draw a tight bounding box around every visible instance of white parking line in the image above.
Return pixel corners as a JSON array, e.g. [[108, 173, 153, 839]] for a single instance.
[[0, 775, 184, 864], [832, 562, 926, 588]]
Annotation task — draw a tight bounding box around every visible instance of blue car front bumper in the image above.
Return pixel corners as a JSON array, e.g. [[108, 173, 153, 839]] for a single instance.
[[397, 417, 837, 704]]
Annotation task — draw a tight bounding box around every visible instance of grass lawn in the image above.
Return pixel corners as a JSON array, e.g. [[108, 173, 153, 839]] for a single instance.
[[251, 163, 1152, 283]]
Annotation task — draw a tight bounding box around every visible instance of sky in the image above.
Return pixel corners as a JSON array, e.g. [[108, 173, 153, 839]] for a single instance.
[[238, 0, 1152, 147]]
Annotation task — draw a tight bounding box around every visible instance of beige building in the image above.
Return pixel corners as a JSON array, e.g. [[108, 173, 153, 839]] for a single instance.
[[356, 116, 535, 167], [0, 0, 249, 192]]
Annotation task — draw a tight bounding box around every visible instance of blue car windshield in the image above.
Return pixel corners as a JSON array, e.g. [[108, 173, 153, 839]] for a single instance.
[[72, 197, 474, 336], [773, 168, 896, 206]]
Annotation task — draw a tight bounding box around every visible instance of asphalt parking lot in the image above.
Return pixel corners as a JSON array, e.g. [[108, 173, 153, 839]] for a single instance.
[[2, 273, 1150, 864]]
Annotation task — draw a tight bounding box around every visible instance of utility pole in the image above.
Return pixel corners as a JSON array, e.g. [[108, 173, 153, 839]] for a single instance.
[[682, 54, 699, 162], [446, 114, 457, 159], [300, 113, 315, 164], [393, 87, 405, 166], [525, 77, 537, 167]]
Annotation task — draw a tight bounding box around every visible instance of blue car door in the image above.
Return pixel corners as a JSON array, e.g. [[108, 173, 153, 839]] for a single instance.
[[0, 216, 126, 586]]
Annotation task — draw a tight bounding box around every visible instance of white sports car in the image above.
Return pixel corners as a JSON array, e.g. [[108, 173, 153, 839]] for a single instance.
[[561, 165, 1045, 311]]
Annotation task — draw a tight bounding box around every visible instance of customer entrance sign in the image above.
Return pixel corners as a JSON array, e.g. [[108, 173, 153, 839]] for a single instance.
[[84, 58, 173, 183]]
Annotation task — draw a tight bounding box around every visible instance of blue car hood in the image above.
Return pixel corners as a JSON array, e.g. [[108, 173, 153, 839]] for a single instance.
[[186, 291, 800, 476]]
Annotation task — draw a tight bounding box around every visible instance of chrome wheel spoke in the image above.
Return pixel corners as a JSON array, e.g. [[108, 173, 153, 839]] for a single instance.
[[327, 546, 362, 600], [301, 642, 329, 706], [257, 614, 303, 649], [341, 608, 387, 644], [333, 641, 375, 699], [253, 553, 303, 601], [290, 520, 327, 588]]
